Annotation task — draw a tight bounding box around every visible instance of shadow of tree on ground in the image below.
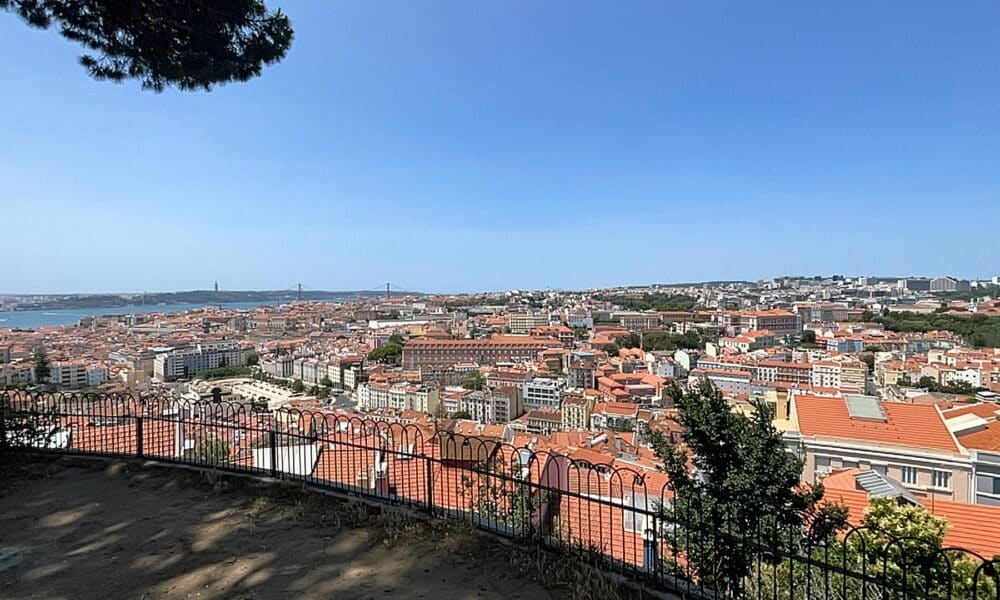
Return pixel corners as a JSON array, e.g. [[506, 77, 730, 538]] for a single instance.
[[0, 457, 647, 600]]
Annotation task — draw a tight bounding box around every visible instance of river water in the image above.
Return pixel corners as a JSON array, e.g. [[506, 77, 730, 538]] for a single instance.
[[0, 301, 277, 330]]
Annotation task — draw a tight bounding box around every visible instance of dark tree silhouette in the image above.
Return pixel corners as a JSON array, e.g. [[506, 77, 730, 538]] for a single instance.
[[1, 0, 293, 91]]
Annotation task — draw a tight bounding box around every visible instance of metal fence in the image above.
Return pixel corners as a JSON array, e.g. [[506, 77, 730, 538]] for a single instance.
[[2, 391, 997, 600]]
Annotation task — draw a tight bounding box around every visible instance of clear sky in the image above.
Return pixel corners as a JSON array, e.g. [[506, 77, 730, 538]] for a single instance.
[[1, 1, 998, 294]]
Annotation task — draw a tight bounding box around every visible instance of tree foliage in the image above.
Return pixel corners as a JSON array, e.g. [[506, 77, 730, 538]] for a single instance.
[[367, 342, 402, 364], [874, 311, 1000, 347], [32, 348, 50, 385], [291, 378, 304, 393], [594, 292, 698, 312], [649, 382, 847, 595], [610, 331, 701, 352], [190, 438, 228, 462], [909, 376, 984, 395], [1, 0, 293, 91], [194, 365, 250, 380], [756, 498, 998, 600], [461, 371, 485, 391]]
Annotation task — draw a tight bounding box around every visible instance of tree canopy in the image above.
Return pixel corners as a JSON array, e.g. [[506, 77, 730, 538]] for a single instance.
[[461, 371, 485, 391], [649, 382, 847, 595], [32, 348, 50, 384], [874, 311, 1000, 347], [594, 292, 698, 312], [367, 342, 402, 364], [1, 0, 293, 91], [194, 365, 250, 380]]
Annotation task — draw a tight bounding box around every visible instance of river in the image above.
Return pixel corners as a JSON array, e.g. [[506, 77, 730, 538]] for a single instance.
[[0, 301, 278, 330]]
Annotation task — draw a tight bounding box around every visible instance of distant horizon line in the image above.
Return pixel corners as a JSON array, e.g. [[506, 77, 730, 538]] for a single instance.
[[1, 273, 996, 298]]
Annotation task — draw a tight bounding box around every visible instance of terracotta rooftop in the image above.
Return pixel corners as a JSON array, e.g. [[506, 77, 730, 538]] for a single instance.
[[795, 395, 962, 453]]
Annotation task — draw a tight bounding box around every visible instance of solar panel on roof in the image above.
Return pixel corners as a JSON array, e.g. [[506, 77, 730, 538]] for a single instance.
[[845, 395, 887, 421], [854, 469, 919, 504]]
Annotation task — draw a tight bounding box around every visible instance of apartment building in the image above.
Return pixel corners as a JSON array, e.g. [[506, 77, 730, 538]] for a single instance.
[[47, 361, 88, 389], [511, 409, 562, 435], [722, 310, 801, 337], [753, 360, 812, 386], [616, 312, 662, 331], [530, 325, 574, 349], [401, 337, 559, 369], [522, 377, 566, 410], [262, 356, 294, 378], [590, 402, 640, 432], [688, 367, 752, 397], [567, 352, 597, 389], [508, 312, 550, 334], [460, 389, 521, 424], [0, 362, 34, 386], [944, 403, 1000, 506], [109, 350, 156, 378], [153, 342, 243, 381], [357, 381, 440, 414], [811, 357, 867, 394], [930, 277, 971, 293], [791, 394, 973, 504], [796, 303, 849, 324], [561, 392, 596, 430]]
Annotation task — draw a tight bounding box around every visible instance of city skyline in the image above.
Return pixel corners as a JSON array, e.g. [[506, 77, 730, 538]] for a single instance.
[[2, 272, 998, 297], [3, 1, 999, 293]]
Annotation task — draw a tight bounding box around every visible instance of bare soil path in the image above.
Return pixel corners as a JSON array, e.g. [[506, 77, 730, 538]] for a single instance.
[[0, 459, 564, 600]]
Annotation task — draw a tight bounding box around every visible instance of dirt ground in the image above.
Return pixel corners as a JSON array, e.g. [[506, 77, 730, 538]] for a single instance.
[[0, 458, 609, 600]]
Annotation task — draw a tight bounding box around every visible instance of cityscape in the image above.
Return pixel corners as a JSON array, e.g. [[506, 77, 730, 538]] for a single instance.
[[3, 1, 1000, 599], [4, 276, 1000, 548]]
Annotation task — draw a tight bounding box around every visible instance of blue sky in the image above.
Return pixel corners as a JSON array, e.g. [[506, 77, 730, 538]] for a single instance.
[[1, 1, 998, 294]]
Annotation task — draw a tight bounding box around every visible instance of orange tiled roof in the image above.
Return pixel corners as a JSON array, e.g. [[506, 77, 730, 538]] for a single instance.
[[943, 403, 1000, 420], [822, 470, 1000, 558], [795, 395, 961, 453], [957, 421, 1000, 452]]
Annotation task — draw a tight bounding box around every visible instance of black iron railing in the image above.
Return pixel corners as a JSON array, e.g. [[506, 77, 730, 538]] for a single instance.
[[2, 391, 998, 600]]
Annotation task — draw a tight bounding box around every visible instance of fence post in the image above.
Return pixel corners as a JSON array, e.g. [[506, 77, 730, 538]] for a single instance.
[[268, 430, 278, 478], [0, 396, 7, 454], [425, 454, 434, 514], [135, 415, 144, 460], [0, 394, 8, 453]]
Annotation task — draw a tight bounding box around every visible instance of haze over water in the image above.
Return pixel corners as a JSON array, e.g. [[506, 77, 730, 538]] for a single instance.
[[0, 302, 276, 329]]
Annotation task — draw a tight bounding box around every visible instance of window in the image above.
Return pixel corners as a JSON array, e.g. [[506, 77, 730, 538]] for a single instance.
[[992, 477, 1000, 496], [872, 464, 887, 476], [932, 470, 951, 490], [900, 466, 918, 486]]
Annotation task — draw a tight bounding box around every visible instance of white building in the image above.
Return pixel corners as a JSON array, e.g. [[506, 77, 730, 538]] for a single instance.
[[48, 362, 88, 389], [460, 390, 522, 424], [357, 381, 440, 414], [153, 341, 243, 381], [522, 377, 565, 410], [508, 312, 550, 334]]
